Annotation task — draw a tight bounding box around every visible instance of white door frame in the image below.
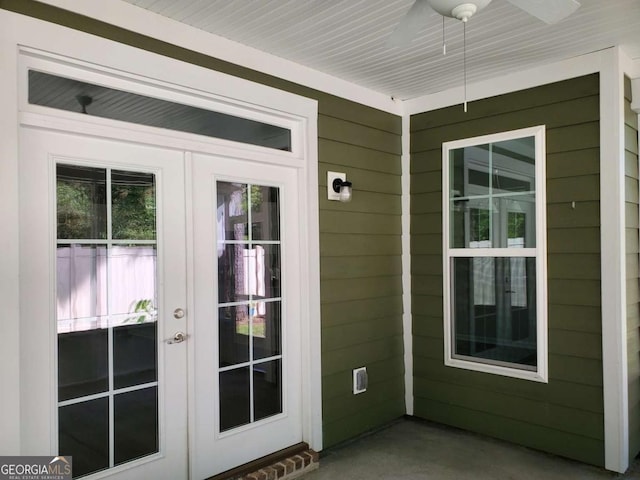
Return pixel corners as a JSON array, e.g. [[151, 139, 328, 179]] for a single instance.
[[0, 8, 321, 460]]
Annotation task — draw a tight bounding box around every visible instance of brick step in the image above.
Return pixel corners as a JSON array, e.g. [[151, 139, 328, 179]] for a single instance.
[[208, 445, 319, 480]]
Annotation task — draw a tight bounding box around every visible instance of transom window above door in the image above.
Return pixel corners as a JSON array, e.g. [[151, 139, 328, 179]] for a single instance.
[[27, 70, 292, 152], [442, 125, 548, 383]]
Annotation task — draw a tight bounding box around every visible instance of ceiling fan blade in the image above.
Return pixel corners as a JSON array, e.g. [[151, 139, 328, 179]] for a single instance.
[[506, 0, 580, 24], [387, 0, 435, 47]]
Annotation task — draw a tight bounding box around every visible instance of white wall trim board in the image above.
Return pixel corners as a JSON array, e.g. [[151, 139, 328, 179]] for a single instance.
[[401, 114, 413, 415], [0, 8, 22, 456], [302, 112, 324, 451], [600, 47, 629, 474], [404, 49, 605, 116], [629, 53, 640, 113], [632, 78, 640, 113], [32, 0, 402, 116]]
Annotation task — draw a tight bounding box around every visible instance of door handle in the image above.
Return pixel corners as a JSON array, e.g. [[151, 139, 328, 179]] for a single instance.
[[166, 331, 188, 344]]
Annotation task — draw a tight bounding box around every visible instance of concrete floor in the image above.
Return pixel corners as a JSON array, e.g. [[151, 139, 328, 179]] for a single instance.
[[304, 418, 640, 480]]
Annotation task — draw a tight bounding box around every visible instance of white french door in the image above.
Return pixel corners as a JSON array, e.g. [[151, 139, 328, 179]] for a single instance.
[[19, 129, 303, 480], [20, 128, 188, 479], [190, 152, 302, 479]]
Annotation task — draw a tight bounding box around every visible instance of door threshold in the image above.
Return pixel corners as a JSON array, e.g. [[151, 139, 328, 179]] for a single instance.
[[206, 443, 319, 480]]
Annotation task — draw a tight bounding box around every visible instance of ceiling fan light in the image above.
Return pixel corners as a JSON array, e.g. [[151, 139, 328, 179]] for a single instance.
[[427, 0, 492, 20], [451, 3, 477, 21]]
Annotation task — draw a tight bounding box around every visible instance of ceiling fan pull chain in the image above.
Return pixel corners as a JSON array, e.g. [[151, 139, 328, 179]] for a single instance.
[[442, 17, 447, 55], [463, 21, 467, 112]]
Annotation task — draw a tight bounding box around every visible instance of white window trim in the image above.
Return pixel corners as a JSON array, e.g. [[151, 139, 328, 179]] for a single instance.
[[442, 125, 548, 383]]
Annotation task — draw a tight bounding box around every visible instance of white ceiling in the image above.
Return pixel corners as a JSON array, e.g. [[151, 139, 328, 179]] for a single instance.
[[122, 0, 640, 101]]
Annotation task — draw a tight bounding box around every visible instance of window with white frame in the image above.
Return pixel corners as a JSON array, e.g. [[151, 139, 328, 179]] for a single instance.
[[443, 126, 548, 382]]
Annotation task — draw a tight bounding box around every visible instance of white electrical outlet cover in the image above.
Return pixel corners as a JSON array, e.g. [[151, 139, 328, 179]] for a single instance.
[[353, 367, 367, 394]]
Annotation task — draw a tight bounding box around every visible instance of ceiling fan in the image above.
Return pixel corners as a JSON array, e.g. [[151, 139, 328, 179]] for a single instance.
[[389, 0, 581, 110], [390, 0, 581, 44]]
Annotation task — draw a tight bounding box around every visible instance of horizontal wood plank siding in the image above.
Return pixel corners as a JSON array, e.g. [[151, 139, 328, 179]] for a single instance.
[[317, 107, 404, 445], [625, 75, 640, 463], [410, 74, 604, 466], [1, 0, 406, 450]]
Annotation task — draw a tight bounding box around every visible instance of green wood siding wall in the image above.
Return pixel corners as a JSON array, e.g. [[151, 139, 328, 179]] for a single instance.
[[625, 75, 640, 463], [410, 74, 604, 466], [1, 1, 405, 449]]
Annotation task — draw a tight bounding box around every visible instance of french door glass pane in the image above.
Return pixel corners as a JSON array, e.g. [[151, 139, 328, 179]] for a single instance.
[[253, 360, 282, 422], [217, 181, 283, 432], [114, 387, 159, 465], [56, 245, 108, 324], [452, 257, 537, 369], [111, 170, 156, 240], [114, 323, 158, 389], [57, 165, 107, 239], [59, 398, 109, 478], [219, 368, 251, 432], [56, 164, 159, 477], [253, 301, 281, 360], [219, 305, 250, 368], [58, 326, 108, 401], [250, 185, 280, 241], [109, 246, 157, 316]]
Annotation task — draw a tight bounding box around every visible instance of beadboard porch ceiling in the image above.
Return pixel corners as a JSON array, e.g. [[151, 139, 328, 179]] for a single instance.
[[122, 0, 640, 101]]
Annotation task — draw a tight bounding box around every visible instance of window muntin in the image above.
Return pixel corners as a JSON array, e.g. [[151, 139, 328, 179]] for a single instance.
[[56, 164, 160, 476], [450, 136, 536, 249], [443, 126, 547, 382], [216, 181, 283, 431]]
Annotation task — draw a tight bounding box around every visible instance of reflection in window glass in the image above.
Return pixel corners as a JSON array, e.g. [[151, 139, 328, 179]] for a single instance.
[[58, 327, 108, 401], [217, 181, 284, 431], [114, 323, 157, 389], [56, 164, 159, 477], [219, 368, 251, 432], [109, 246, 157, 316], [112, 170, 155, 240], [219, 305, 250, 368], [56, 245, 107, 325], [452, 257, 537, 369], [114, 387, 159, 465], [508, 211, 526, 248], [253, 360, 282, 422], [57, 165, 107, 240], [253, 301, 281, 359], [470, 208, 490, 244], [59, 398, 109, 478], [449, 137, 536, 249]]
